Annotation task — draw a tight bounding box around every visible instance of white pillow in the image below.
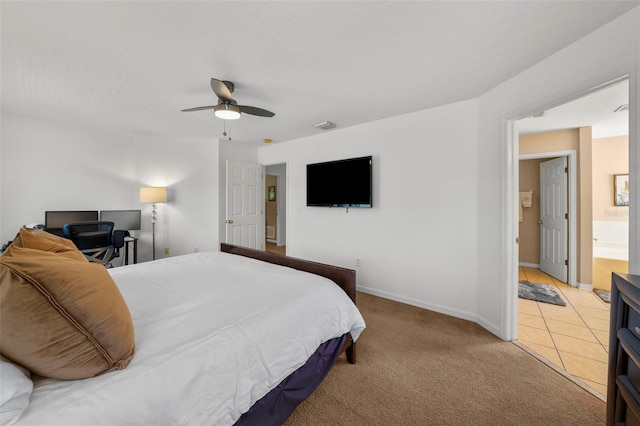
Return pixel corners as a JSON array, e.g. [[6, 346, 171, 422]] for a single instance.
[[0, 358, 33, 426]]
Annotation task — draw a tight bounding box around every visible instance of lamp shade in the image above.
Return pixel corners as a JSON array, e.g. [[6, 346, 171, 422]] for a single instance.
[[139, 187, 167, 204]]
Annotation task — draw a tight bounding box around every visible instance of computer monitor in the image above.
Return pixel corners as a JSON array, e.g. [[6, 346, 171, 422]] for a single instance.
[[99, 210, 141, 231], [45, 211, 99, 236]]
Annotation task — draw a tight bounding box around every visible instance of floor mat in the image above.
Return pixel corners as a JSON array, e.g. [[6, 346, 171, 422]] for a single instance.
[[593, 289, 611, 304], [518, 281, 566, 306]]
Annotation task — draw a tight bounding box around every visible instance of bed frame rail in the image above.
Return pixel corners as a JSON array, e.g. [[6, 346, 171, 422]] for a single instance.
[[220, 243, 357, 363]]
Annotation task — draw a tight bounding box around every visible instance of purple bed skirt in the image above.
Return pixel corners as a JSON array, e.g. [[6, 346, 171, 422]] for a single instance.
[[235, 334, 347, 426]]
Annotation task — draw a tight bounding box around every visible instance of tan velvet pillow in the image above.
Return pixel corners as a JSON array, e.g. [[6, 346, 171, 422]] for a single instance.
[[11, 227, 87, 262], [0, 246, 135, 380]]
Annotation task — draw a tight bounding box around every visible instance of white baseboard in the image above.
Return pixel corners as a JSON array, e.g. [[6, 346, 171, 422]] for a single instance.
[[266, 239, 277, 244], [357, 285, 504, 341], [576, 282, 593, 291], [519, 262, 540, 268]]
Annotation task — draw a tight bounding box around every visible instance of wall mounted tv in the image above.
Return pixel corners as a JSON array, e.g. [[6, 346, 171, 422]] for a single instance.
[[306, 156, 372, 208]]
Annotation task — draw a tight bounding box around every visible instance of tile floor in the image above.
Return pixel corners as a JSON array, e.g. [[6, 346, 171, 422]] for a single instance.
[[517, 266, 610, 398]]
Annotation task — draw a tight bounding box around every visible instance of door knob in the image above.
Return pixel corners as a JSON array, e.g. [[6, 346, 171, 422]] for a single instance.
[[538, 220, 544, 224], [226, 219, 234, 224]]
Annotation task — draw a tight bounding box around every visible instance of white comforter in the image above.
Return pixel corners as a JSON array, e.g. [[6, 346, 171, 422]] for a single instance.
[[15, 252, 366, 426]]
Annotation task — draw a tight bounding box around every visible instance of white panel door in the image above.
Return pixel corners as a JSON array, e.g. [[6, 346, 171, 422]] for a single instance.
[[225, 160, 263, 249], [539, 157, 568, 282]]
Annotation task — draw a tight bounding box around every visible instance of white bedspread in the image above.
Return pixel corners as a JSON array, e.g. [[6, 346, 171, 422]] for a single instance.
[[15, 252, 365, 426]]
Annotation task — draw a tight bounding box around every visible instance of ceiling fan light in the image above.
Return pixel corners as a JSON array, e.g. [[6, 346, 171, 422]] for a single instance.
[[214, 104, 241, 120]]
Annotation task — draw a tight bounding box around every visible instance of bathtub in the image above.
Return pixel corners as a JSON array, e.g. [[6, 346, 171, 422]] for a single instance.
[[592, 221, 628, 290], [593, 242, 628, 261]]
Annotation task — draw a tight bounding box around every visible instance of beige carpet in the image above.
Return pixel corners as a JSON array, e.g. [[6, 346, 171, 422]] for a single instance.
[[285, 292, 606, 425]]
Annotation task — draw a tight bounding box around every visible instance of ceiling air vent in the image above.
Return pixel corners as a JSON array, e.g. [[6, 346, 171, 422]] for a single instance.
[[614, 104, 629, 113], [314, 121, 336, 130]]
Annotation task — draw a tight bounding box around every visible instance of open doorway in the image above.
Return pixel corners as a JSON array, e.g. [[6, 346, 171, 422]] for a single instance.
[[513, 77, 630, 399], [264, 163, 287, 256]]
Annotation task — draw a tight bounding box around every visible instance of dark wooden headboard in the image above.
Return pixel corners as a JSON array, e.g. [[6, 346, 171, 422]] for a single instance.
[[220, 243, 356, 304]]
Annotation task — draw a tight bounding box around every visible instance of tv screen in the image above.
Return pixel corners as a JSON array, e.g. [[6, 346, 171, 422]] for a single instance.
[[306, 156, 372, 208], [100, 210, 141, 231], [44, 211, 99, 235]]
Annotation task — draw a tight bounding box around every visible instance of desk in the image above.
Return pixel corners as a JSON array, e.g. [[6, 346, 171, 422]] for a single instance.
[[124, 237, 138, 265]]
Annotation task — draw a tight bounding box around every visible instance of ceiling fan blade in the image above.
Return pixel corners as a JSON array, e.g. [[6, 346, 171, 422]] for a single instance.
[[181, 105, 216, 112], [211, 78, 234, 103], [239, 105, 275, 117]]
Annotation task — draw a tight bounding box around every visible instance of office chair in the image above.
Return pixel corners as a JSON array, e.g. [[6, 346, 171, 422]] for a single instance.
[[111, 229, 130, 267], [62, 221, 116, 267]]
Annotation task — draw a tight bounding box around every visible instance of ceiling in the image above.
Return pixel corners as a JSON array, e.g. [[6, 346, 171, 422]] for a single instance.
[[1, 1, 637, 145], [517, 78, 630, 139]]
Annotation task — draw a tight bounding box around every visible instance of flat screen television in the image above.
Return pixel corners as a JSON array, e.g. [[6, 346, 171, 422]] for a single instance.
[[306, 156, 372, 208], [44, 210, 99, 236], [100, 210, 141, 231]]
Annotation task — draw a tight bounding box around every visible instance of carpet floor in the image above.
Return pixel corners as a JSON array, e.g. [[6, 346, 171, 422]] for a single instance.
[[285, 292, 605, 425]]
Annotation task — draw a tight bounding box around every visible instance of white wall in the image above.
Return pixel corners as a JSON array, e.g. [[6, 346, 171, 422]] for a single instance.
[[134, 136, 219, 261], [1, 114, 137, 243], [260, 99, 481, 323], [0, 114, 221, 263]]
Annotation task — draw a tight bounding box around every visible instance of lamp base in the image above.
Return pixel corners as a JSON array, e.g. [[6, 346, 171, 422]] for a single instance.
[[151, 220, 156, 261]]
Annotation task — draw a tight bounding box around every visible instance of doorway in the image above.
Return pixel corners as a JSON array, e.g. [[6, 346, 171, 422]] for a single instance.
[[512, 77, 631, 399], [264, 163, 287, 255]]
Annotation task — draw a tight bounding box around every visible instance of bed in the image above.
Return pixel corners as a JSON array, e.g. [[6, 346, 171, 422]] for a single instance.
[[0, 229, 365, 426]]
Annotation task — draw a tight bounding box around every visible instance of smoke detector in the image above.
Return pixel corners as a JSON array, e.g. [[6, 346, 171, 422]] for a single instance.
[[314, 121, 336, 130]]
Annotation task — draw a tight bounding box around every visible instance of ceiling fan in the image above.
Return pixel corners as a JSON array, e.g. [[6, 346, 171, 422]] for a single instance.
[[181, 78, 275, 120]]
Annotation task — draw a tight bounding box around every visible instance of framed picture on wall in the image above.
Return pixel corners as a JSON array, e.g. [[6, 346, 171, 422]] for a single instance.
[[268, 186, 276, 202], [614, 174, 629, 206]]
